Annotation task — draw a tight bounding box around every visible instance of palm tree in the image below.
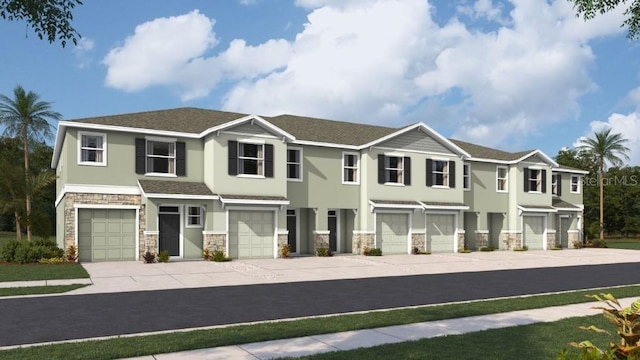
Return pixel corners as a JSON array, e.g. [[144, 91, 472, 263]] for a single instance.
[[0, 85, 61, 241], [578, 128, 630, 241]]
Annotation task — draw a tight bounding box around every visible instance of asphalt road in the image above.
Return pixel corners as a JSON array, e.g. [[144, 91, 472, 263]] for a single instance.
[[1, 262, 639, 346]]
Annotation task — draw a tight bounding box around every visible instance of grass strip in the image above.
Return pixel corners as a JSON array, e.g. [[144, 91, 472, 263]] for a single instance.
[[299, 315, 615, 360], [0, 284, 87, 297], [0, 285, 638, 360], [0, 263, 89, 282], [606, 238, 640, 250]]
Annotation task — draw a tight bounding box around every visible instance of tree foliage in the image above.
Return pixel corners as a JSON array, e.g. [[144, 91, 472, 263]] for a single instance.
[[0, 0, 82, 47], [568, 0, 640, 39]]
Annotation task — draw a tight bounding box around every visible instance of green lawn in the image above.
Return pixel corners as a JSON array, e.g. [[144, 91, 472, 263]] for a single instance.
[[0, 285, 637, 360], [0, 284, 87, 297], [0, 263, 89, 282], [0, 231, 15, 246], [606, 238, 640, 250], [299, 315, 614, 360]]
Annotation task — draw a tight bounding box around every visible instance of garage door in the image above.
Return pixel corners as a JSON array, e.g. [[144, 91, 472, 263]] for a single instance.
[[78, 209, 136, 262], [523, 216, 544, 250], [376, 213, 409, 254], [427, 214, 455, 253], [228, 210, 274, 259]]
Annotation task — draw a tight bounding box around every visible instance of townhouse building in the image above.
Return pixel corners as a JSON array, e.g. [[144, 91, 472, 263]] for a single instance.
[[51, 108, 587, 261]]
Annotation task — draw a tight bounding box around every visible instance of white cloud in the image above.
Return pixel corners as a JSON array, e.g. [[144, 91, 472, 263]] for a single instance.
[[73, 37, 95, 69], [576, 113, 640, 166], [457, 0, 505, 23]]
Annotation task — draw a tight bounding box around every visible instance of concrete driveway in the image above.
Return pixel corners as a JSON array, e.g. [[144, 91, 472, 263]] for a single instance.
[[72, 248, 640, 295]]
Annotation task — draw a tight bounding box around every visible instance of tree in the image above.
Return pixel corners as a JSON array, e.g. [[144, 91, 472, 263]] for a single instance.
[[577, 128, 630, 241], [0, 0, 82, 47], [0, 85, 61, 241], [568, 0, 640, 39]]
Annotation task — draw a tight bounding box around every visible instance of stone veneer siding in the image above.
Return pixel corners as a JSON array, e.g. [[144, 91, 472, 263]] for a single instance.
[[411, 233, 426, 253], [546, 231, 557, 249], [457, 230, 465, 252], [500, 232, 521, 250], [277, 232, 289, 258], [568, 230, 580, 249], [352, 232, 375, 255], [313, 231, 330, 255], [64, 193, 145, 260], [475, 231, 489, 249], [203, 233, 226, 255]]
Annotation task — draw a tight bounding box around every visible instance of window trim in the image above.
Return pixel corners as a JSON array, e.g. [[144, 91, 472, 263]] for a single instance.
[[145, 139, 177, 177], [431, 158, 449, 188], [527, 167, 543, 193], [570, 175, 580, 194], [185, 205, 204, 228], [496, 166, 508, 193], [238, 141, 265, 178], [551, 173, 559, 196], [77, 131, 107, 166], [342, 151, 360, 185], [463, 163, 470, 191], [384, 154, 404, 185], [286, 147, 303, 182]]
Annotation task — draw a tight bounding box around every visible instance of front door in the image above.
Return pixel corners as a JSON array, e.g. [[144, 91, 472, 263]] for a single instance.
[[159, 206, 180, 256], [286, 209, 297, 253], [328, 210, 338, 252]]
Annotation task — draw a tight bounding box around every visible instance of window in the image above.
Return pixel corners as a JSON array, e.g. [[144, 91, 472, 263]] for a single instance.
[[147, 140, 175, 174], [571, 175, 580, 193], [432, 160, 449, 187], [551, 174, 561, 196], [377, 154, 410, 185], [228, 140, 274, 178], [497, 166, 508, 192], [342, 152, 359, 184], [463, 163, 470, 190], [287, 148, 302, 180], [524, 168, 547, 193], [78, 132, 106, 165], [186, 206, 203, 227]]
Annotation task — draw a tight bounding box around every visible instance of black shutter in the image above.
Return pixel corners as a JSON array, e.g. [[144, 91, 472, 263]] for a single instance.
[[426, 159, 433, 187], [556, 174, 562, 196], [449, 160, 456, 188], [228, 140, 238, 175], [541, 169, 547, 193], [403, 157, 411, 185], [135, 138, 146, 174], [524, 168, 530, 192], [176, 142, 186, 176], [265, 144, 274, 178], [378, 155, 385, 184]]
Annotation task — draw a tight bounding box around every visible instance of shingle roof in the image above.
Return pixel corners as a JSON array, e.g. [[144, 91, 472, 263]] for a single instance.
[[370, 199, 422, 206], [449, 139, 533, 161], [266, 114, 397, 146], [138, 180, 214, 196], [552, 198, 580, 209], [554, 165, 589, 173], [75, 107, 250, 134], [218, 194, 288, 201], [421, 201, 468, 207]]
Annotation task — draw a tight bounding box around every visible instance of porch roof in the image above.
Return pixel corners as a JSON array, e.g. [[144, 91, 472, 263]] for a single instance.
[[138, 180, 217, 199]]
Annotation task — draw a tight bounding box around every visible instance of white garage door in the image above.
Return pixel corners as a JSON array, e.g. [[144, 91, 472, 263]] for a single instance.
[[78, 209, 136, 262], [427, 214, 455, 253], [228, 210, 274, 259], [523, 216, 544, 250], [376, 213, 409, 254]]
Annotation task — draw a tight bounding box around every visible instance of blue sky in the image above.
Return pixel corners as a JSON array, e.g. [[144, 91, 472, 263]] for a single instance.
[[2, 0, 640, 164]]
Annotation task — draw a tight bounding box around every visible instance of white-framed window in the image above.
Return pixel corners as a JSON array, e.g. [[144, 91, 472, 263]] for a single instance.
[[497, 166, 508, 192], [571, 175, 580, 193], [238, 142, 264, 176], [463, 163, 470, 190], [287, 148, 302, 181], [146, 140, 175, 175], [186, 206, 203, 227], [528, 168, 542, 192], [385, 156, 404, 184], [432, 160, 449, 187], [78, 132, 106, 166], [342, 152, 360, 184], [551, 174, 559, 195]]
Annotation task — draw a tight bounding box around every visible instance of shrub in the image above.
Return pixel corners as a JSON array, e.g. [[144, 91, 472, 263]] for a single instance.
[[586, 240, 608, 248], [459, 249, 472, 253], [203, 248, 211, 261], [38, 257, 65, 264], [0, 240, 20, 262], [412, 246, 421, 255], [363, 247, 382, 256], [142, 251, 156, 264], [65, 245, 78, 262], [561, 293, 640, 359], [316, 247, 332, 257], [158, 250, 170, 263], [480, 245, 495, 252], [211, 250, 231, 262], [551, 245, 563, 250], [280, 244, 291, 258], [572, 240, 585, 249], [2, 240, 64, 263]]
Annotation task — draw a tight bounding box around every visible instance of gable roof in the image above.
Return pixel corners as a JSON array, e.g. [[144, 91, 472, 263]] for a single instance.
[[450, 139, 531, 161]]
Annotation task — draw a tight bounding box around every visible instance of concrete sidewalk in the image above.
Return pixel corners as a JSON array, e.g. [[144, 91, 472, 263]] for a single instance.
[[121, 297, 637, 360]]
